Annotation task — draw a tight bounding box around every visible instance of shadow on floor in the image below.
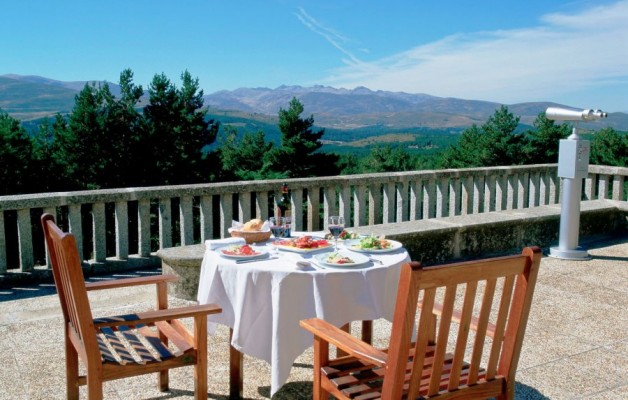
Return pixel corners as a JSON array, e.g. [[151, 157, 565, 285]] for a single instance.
[[263, 380, 549, 399], [0, 267, 162, 302]]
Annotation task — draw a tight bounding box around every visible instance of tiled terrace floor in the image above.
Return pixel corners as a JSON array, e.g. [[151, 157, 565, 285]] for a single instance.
[[0, 237, 626, 399]]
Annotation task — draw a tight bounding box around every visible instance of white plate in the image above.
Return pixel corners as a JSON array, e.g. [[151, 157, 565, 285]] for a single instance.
[[271, 239, 334, 253], [219, 246, 268, 260], [313, 251, 371, 268], [344, 238, 403, 253]]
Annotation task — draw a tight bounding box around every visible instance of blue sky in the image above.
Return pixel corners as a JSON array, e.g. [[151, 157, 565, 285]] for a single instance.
[[2, 0, 628, 112]]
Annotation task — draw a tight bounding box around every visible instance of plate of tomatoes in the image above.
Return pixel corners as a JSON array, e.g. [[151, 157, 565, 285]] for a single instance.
[[220, 244, 268, 260], [272, 235, 333, 253]]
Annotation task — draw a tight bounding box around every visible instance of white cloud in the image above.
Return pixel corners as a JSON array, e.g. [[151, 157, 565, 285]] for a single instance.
[[317, 1, 628, 111], [294, 7, 364, 66]]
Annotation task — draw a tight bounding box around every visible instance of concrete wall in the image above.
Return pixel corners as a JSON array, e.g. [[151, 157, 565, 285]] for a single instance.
[[364, 199, 627, 265]]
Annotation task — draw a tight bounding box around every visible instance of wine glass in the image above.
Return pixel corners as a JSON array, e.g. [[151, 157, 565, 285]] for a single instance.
[[269, 217, 285, 240], [328, 216, 345, 251], [269, 217, 285, 257]]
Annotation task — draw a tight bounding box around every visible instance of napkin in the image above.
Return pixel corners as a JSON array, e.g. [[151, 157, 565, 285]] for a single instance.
[[205, 237, 246, 250]]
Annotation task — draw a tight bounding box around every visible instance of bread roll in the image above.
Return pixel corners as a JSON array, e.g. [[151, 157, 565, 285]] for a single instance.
[[242, 219, 263, 231]]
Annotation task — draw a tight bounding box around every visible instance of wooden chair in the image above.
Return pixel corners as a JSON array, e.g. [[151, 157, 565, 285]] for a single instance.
[[41, 213, 222, 400], [301, 247, 541, 400]]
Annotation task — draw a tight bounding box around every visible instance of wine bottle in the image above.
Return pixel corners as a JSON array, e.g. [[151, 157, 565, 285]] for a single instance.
[[276, 183, 292, 237], [276, 183, 291, 218]]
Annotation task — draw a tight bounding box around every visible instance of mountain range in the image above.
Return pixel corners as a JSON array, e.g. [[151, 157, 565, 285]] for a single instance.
[[2, 74, 626, 131]]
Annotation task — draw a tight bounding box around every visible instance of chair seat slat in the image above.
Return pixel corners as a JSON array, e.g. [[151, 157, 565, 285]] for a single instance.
[[137, 325, 176, 360], [117, 325, 160, 363], [99, 327, 138, 365]]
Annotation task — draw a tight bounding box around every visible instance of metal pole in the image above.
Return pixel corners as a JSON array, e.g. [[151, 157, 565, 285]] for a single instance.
[[549, 127, 591, 260]]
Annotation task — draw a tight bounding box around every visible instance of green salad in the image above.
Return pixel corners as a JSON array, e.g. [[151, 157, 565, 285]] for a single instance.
[[356, 235, 392, 250]]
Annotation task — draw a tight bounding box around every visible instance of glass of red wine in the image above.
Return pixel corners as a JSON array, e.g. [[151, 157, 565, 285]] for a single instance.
[[328, 216, 345, 251], [269, 217, 285, 240]]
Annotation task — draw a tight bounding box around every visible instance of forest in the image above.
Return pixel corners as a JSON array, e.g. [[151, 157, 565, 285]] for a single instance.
[[1, 69, 626, 196]]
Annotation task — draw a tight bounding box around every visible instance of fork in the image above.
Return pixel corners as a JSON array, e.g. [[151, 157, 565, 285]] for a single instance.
[[368, 257, 384, 265]]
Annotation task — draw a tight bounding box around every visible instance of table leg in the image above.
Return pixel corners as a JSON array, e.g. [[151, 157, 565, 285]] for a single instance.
[[229, 328, 243, 399]]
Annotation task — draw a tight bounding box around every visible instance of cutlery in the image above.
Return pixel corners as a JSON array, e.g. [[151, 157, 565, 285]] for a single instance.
[[368, 257, 384, 265], [236, 256, 278, 264]]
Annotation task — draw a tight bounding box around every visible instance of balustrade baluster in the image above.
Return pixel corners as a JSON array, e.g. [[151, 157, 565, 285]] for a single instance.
[[307, 187, 321, 231], [138, 199, 151, 256], [220, 193, 233, 238], [92, 202, 107, 261], [115, 201, 129, 259], [369, 184, 382, 225], [353, 185, 367, 226], [159, 198, 172, 249], [291, 189, 304, 231], [179, 196, 194, 246]]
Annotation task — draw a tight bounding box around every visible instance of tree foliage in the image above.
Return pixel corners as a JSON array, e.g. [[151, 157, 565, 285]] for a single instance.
[[523, 112, 571, 163], [440, 105, 527, 168], [143, 70, 219, 185], [0, 109, 35, 194], [590, 127, 627, 167], [218, 126, 274, 181], [218, 97, 339, 180]]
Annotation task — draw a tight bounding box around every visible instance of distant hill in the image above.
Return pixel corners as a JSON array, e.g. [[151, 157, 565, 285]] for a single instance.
[[204, 85, 628, 131], [0, 74, 121, 121], [2, 74, 627, 132]]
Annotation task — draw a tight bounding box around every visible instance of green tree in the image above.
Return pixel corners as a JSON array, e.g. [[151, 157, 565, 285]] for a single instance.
[[267, 97, 334, 178], [103, 69, 147, 187], [52, 70, 147, 190], [440, 105, 527, 168], [143, 70, 219, 185], [361, 144, 414, 172], [218, 126, 274, 181], [523, 112, 570, 164], [31, 114, 69, 192], [0, 109, 35, 194], [54, 81, 109, 189], [590, 127, 627, 167]]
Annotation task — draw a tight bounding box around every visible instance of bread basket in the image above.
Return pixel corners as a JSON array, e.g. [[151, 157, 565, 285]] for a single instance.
[[229, 229, 272, 244]]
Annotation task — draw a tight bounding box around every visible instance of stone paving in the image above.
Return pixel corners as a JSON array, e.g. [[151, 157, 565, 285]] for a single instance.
[[0, 237, 626, 399]]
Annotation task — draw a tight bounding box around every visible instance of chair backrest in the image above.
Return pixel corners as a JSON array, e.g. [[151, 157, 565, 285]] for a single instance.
[[41, 213, 99, 357], [383, 247, 542, 399]]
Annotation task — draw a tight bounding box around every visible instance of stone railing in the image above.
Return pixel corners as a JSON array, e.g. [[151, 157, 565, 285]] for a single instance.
[[0, 164, 625, 276]]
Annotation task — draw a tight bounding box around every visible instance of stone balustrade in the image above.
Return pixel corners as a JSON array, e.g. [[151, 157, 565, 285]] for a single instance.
[[0, 164, 625, 280]]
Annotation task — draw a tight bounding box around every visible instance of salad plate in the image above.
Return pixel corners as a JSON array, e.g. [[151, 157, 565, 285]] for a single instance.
[[344, 237, 403, 253], [313, 251, 370, 268], [219, 244, 268, 260]]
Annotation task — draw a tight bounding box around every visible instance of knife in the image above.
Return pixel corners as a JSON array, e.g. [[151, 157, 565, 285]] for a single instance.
[[236, 256, 278, 264]]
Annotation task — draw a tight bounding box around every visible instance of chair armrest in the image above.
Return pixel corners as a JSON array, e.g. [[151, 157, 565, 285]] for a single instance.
[[300, 318, 388, 368], [85, 274, 178, 291], [93, 303, 222, 328], [430, 302, 496, 338]]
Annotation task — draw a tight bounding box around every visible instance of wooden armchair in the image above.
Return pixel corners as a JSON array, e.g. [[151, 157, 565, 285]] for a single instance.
[[41, 213, 222, 400], [301, 247, 541, 400]]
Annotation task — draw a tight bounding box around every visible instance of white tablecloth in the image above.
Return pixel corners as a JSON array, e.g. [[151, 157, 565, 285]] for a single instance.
[[196, 236, 410, 395]]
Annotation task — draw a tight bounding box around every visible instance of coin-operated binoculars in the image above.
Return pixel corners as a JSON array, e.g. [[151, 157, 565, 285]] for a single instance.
[[546, 107, 607, 260]]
